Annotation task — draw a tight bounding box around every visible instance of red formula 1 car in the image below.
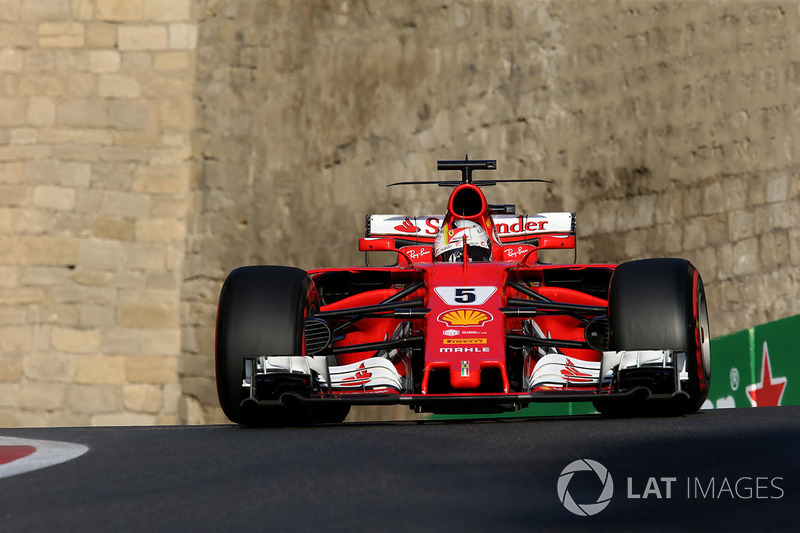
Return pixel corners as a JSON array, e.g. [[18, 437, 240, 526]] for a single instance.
[[215, 159, 711, 425]]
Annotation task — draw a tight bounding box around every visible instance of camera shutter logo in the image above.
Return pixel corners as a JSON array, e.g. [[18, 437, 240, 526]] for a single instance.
[[557, 459, 614, 516]]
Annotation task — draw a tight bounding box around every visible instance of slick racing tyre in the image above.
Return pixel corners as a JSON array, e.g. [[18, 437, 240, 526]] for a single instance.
[[594, 258, 711, 416], [216, 265, 322, 425]]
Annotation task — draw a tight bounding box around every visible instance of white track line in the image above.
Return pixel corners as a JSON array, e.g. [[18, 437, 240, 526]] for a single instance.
[[0, 436, 89, 479]]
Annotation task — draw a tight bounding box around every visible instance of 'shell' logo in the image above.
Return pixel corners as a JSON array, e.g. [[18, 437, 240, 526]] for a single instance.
[[394, 218, 420, 233], [438, 309, 493, 327]]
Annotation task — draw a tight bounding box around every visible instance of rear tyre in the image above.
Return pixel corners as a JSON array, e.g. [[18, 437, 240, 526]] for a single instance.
[[216, 266, 315, 425], [593, 258, 711, 416]]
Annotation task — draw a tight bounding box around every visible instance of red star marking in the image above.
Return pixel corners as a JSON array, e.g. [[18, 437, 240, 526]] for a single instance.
[[745, 342, 787, 407]]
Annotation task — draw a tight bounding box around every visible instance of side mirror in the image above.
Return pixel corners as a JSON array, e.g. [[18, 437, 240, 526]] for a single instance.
[[358, 237, 397, 252], [359, 237, 415, 267], [537, 235, 576, 250]]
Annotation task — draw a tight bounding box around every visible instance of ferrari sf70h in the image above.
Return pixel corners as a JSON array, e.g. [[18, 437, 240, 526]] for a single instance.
[[216, 158, 711, 425]]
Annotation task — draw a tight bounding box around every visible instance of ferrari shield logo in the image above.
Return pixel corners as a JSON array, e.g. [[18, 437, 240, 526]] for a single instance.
[[461, 361, 469, 377]]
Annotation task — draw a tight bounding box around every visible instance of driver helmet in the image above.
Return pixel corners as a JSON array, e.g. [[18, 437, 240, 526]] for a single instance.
[[434, 220, 491, 262]]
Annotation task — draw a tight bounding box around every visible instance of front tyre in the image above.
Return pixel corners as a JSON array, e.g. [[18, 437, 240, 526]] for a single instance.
[[215, 266, 315, 425], [594, 258, 711, 416]]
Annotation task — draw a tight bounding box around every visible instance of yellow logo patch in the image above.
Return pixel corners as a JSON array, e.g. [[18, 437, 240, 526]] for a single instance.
[[438, 309, 492, 327]]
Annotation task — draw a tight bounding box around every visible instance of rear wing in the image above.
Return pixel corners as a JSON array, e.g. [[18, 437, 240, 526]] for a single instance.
[[365, 213, 576, 247]]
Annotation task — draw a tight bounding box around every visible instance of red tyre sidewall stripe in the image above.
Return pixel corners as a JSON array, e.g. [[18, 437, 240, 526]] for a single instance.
[[692, 269, 706, 392]]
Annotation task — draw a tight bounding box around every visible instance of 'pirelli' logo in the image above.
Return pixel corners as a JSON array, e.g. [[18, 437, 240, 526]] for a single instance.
[[443, 338, 487, 345]]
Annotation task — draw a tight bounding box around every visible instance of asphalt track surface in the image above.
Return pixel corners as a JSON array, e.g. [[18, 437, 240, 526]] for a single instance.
[[1, 406, 798, 532]]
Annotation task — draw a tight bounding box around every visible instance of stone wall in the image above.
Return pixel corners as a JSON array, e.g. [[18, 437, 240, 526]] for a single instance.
[[0, 0, 197, 426], [184, 0, 800, 423], [1, 1, 798, 426]]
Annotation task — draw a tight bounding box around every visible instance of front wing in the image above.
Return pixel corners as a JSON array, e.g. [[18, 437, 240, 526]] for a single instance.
[[239, 349, 692, 413]]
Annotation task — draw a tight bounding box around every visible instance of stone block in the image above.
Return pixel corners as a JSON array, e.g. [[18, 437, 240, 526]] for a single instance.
[[118, 25, 168, 51], [71, 269, 112, 287], [61, 162, 92, 187], [0, 410, 16, 426], [74, 188, 104, 214], [18, 381, 66, 410], [168, 23, 197, 50], [162, 382, 180, 413], [0, 161, 22, 183], [96, 0, 143, 22], [0, 287, 46, 305], [153, 51, 190, 71], [179, 395, 204, 424], [0, 354, 23, 381], [132, 165, 188, 194], [0, 265, 20, 288], [79, 304, 116, 327], [180, 376, 216, 405], [33, 185, 76, 211], [67, 384, 120, 413], [75, 355, 125, 384], [77, 239, 123, 271], [86, 23, 117, 48], [57, 99, 107, 127], [0, 235, 78, 266], [53, 49, 89, 72], [135, 218, 185, 243], [121, 51, 153, 70], [99, 146, 152, 162], [117, 302, 178, 328], [71, 0, 93, 20], [732, 237, 760, 276], [149, 197, 188, 219], [122, 242, 167, 270], [100, 327, 140, 355], [0, 0, 20, 22], [89, 50, 120, 73], [125, 355, 178, 383], [23, 159, 58, 184], [20, 0, 70, 21], [11, 128, 38, 145], [145, 271, 177, 290], [123, 384, 162, 413], [38, 22, 85, 48], [140, 328, 180, 355], [760, 231, 790, 269], [145, 0, 191, 22], [23, 352, 75, 382], [766, 174, 788, 204], [98, 74, 141, 98], [21, 265, 70, 286], [108, 100, 150, 130], [48, 411, 92, 426], [0, 185, 30, 206], [0, 48, 24, 72], [0, 97, 26, 126], [40, 303, 80, 328], [728, 210, 755, 241], [51, 327, 101, 354], [150, 145, 192, 165], [91, 216, 135, 241], [101, 191, 151, 218], [91, 412, 156, 426]]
